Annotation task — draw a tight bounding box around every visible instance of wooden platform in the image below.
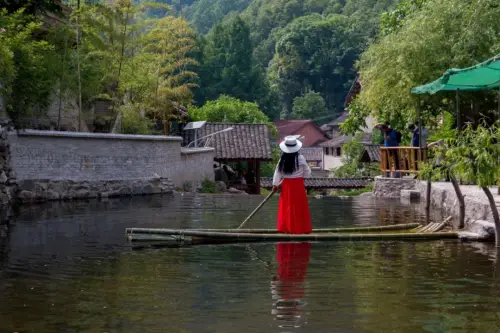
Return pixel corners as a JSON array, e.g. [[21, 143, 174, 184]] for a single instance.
[[125, 222, 459, 247]]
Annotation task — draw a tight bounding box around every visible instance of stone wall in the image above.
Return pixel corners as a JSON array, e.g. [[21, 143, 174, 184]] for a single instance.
[[0, 119, 18, 207], [372, 176, 416, 198], [416, 181, 499, 227], [5, 130, 214, 203]]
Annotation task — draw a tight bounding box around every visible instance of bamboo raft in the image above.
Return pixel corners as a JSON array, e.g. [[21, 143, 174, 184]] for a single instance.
[[125, 220, 460, 247]]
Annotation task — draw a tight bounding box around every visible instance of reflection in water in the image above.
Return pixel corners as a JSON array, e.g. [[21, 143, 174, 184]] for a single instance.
[[271, 242, 311, 330]]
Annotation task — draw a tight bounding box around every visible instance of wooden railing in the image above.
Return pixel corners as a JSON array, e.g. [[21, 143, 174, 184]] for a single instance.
[[380, 147, 428, 175]]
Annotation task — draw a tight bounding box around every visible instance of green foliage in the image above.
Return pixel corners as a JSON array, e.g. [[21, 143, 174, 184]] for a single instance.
[[268, 14, 362, 119], [1, 0, 62, 15], [0, 9, 58, 124], [379, 0, 427, 36], [330, 134, 379, 177], [260, 146, 280, 177], [328, 185, 373, 197], [355, 0, 500, 129], [196, 17, 274, 117], [291, 91, 328, 121], [187, 0, 253, 34], [119, 103, 153, 134], [189, 95, 270, 123], [340, 99, 370, 135], [446, 122, 500, 187], [200, 178, 217, 193]]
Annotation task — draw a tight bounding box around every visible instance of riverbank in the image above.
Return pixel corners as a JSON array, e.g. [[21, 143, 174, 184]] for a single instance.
[[372, 176, 499, 229]]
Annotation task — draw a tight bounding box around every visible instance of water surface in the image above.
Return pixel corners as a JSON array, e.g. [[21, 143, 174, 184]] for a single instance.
[[1, 194, 499, 333]]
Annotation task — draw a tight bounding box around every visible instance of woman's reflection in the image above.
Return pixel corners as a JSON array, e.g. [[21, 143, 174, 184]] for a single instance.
[[271, 242, 311, 329]]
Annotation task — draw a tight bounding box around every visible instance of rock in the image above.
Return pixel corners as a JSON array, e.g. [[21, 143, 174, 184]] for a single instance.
[[0, 193, 9, 205], [215, 181, 227, 193], [467, 220, 495, 240], [19, 179, 36, 191], [36, 181, 49, 191], [227, 187, 247, 194], [18, 190, 35, 202], [400, 189, 420, 201], [359, 192, 372, 197], [373, 176, 416, 198], [45, 191, 60, 200], [0, 171, 7, 184]]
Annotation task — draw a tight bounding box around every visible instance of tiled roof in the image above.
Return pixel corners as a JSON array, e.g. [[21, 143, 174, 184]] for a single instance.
[[362, 144, 381, 162], [301, 147, 323, 161], [320, 132, 372, 148], [274, 120, 312, 137], [329, 111, 349, 126], [182, 123, 272, 161], [260, 177, 372, 189], [319, 135, 353, 147]]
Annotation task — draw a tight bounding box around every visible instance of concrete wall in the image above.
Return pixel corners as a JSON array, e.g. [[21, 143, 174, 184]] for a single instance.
[[323, 155, 343, 170], [6, 130, 214, 202]]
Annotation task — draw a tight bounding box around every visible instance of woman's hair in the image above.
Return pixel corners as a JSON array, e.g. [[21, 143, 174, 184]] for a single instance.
[[278, 152, 299, 174]]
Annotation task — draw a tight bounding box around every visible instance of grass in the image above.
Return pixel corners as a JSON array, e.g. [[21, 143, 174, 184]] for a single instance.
[[328, 185, 373, 197], [199, 178, 216, 193]]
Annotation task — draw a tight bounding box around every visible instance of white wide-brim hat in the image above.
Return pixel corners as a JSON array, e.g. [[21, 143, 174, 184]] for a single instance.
[[279, 136, 303, 153]]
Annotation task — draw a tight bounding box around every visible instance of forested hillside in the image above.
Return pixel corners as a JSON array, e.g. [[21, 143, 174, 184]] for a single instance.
[[141, 0, 400, 122]]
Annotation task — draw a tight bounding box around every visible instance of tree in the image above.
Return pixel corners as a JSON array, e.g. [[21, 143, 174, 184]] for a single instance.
[[291, 91, 328, 121], [0, 0, 62, 15], [353, 0, 500, 130], [446, 123, 500, 244], [330, 134, 379, 178], [268, 14, 362, 119], [0, 9, 57, 126], [197, 17, 267, 109], [189, 95, 270, 124], [140, 16, 199, 134]]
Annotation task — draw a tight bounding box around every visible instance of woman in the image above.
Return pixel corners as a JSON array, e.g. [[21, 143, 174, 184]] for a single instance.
[[272, 136, 312, 234]]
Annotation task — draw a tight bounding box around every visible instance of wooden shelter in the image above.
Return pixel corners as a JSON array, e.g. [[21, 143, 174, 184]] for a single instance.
[[182, 123, 273, 194]]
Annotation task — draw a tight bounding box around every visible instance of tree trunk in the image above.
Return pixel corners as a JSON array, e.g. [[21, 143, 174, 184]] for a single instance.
[[76, 0, 82, 132], [425, 179, 432, 223], [450, 175, 465, 229], [482, 186, 500, 246], [57, 34, 69, 131]]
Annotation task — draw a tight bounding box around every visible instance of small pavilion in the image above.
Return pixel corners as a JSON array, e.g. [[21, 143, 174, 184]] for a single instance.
[[182, 122, 273, 194]]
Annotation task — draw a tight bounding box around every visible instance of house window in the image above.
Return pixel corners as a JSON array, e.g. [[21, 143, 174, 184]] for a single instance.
[[336, 147, 341, 156]]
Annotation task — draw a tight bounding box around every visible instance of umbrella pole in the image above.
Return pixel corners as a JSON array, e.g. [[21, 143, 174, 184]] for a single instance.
[[417, 96, 423, 164], [456, 89, 461, 131]]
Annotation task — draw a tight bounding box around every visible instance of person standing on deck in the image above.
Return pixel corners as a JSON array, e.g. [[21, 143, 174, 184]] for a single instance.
[[272, 136, 312, 234]]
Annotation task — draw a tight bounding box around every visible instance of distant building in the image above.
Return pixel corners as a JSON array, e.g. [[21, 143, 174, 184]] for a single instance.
[[319, 74, 379, 171], [274, 119, 328, 147], [320, 132, 373, 170]]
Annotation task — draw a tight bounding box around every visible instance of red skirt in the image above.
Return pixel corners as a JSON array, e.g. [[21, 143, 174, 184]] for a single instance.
[[277, 178, 312, 234]]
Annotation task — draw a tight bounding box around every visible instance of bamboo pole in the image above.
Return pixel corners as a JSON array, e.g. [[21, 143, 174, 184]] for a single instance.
[[237, 181, 281, 229]]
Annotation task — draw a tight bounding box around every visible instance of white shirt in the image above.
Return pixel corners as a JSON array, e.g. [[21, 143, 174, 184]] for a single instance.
[[272, 154, 312, 186]]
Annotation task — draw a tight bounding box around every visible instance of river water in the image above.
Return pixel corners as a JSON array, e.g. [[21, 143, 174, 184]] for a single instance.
[[1, 194, 499, 333]]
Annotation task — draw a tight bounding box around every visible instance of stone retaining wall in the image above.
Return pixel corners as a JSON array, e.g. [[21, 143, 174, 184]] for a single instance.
[[0, 119, 18, 207], [3, 129, 214, 204], [372, 176, 416, 198], [416, 181, 498, 227]]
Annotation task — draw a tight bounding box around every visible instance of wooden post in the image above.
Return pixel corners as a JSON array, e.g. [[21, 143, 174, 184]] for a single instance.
[[255, 160, 261, 195]]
